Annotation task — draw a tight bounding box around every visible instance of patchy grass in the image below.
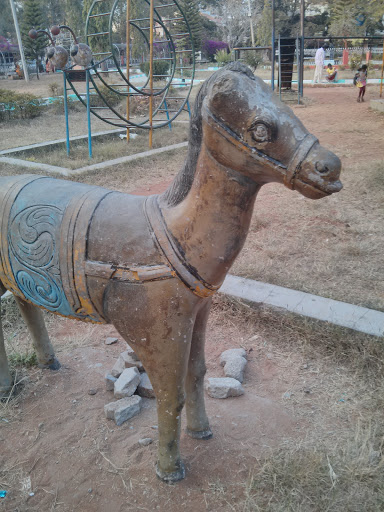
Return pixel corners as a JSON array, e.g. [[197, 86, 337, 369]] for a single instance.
[[210, 296, 384, 511], [11, 124, 189, 170]]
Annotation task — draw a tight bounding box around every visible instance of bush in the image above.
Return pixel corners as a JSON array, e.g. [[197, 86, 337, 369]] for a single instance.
[[215, 49, 232, 67], [0, 89, 44, 122], [244, 51, 263, 71], [349, 53, 362, 71], [48, 82, 62, 96], [202, 40, 229, 62], [139, 60, 170, 80], [338, 64, 346, 71]]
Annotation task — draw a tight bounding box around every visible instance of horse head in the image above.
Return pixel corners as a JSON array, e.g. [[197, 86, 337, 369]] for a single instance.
[[201, 62, 342, 200]]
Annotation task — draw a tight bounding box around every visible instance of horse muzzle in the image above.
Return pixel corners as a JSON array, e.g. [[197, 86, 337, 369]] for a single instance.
[[293, 142, 343, 199]]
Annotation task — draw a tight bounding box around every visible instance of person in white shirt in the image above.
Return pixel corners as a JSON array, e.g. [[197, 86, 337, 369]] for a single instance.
[[313, 45, 325, 83]]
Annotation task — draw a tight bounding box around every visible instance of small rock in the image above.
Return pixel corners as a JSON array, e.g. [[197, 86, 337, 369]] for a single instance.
[[223, 357, 247, 383], [369, 450, 382, 466], [220, 348, 247, 367], [105, 337, 118, 345], [104, 396, 142, 426], [119, 351, 144, 372], [88, 488, 93, 493], [139, 437, 153, 446], [111, 357, 125, 378], [126, 344, 139, 361], [114, 367, 140, 398], [88, 389, 97, 395], [105, 373, 117, 391], [137, 372, 155, 398], [205, 377, 244, 399]]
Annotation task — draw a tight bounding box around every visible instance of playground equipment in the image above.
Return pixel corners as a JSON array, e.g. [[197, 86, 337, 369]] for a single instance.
[[66, 0, 195, 148], [28, 29, 69, 70], [0, 62, 343, 481]]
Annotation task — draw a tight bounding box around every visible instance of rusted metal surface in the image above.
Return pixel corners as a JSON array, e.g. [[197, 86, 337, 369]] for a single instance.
[[0, 63, 342, 480]]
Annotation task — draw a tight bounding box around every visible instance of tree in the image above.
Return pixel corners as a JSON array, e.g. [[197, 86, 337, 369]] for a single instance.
[[178, 0, 203, 53], [20, 0, 47, 78], [218, 0, 250, 48], [0, 0, 18, 41], [257, 0, 272, 46], [328, 0, 364, 37]]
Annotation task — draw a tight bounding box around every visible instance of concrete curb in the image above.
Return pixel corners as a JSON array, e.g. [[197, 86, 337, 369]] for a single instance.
[[0, 156, 70, 175], [220, 275, 384, 337]]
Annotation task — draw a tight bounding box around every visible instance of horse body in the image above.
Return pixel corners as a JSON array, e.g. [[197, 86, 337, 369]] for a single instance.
[[0, 63, 342, 482]]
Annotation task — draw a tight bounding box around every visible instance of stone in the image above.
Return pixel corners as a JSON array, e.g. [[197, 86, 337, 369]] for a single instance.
[[205, 377, 244, 399], [126, 344, 139, 361], [220, 348, 247, 367], [105, 373, 117, 391], [223, 356, 247, 383], [114, 367, 140, 398], [105, 337, 118, 345], [111, 357, 125, 378], [104, 396, 142, 426], [119, 351, 144, 372], [137, 372, 156, 399], [88, 388, 98, 395], [139, 438, 153, 446]]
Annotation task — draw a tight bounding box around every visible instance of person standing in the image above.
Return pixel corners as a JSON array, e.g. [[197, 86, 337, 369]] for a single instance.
[[313, 44, 325, 84], [356, 65, 368, 102]]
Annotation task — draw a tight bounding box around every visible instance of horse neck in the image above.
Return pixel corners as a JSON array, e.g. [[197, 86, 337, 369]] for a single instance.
[[161, 143, 260, 287]]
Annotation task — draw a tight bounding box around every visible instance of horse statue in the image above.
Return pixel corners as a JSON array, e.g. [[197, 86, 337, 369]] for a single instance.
[[0, 63, 342, 482]]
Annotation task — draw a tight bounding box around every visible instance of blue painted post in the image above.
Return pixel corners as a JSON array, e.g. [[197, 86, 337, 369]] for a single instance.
[[63, 72, 70, 156], [86, 70, 92, 159]]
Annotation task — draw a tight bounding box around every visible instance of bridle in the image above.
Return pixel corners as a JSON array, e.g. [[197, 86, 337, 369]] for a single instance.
[[203, 106, 318, 191]]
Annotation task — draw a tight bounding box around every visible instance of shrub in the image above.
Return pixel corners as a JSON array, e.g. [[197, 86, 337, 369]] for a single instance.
[[244, 51, 263, 71], [349, 53, 362, 71], [0, 89, 44, 122], [338, 64, 346, 71], [215, 49, 232, 67], [139, 60, 170, 80], [202, 40, 229, 62], [48, 82, 63, 96]]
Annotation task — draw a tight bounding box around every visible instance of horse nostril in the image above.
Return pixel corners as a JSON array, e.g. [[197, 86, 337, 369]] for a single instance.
[[315, 161, 330, 174]]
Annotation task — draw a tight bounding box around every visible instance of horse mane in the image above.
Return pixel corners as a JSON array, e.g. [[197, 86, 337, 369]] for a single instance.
[[159, 62, 255, 208]]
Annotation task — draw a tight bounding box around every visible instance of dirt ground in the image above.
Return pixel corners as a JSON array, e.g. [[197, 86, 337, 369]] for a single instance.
[[1, 84, 384, 511]]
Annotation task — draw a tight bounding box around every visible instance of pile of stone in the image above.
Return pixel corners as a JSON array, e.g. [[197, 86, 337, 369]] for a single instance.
[[104, 343, 155, 426], [205, 348, 247, 399]]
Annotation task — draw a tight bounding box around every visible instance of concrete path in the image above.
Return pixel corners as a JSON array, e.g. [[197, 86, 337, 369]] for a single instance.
[[220, 275, 384, 337]]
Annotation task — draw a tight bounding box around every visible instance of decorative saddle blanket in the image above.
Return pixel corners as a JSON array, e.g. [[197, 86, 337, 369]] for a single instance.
[[0, 175, 112, 323]]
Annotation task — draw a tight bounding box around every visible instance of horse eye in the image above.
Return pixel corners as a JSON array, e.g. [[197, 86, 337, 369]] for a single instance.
[[251, 123, 270, 143]]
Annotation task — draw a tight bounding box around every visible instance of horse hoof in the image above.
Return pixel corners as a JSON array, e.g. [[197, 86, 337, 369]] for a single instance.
[[156, 461, 185, 483], [186, 427, 213, 440], [38, 358, 61, 371]]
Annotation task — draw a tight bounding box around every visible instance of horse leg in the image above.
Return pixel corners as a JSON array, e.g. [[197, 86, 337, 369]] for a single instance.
[[134, 317, 194, 482], [185, 299, 213, 439], [0, 283, 12, 396], [14, 296, 60, 370]]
